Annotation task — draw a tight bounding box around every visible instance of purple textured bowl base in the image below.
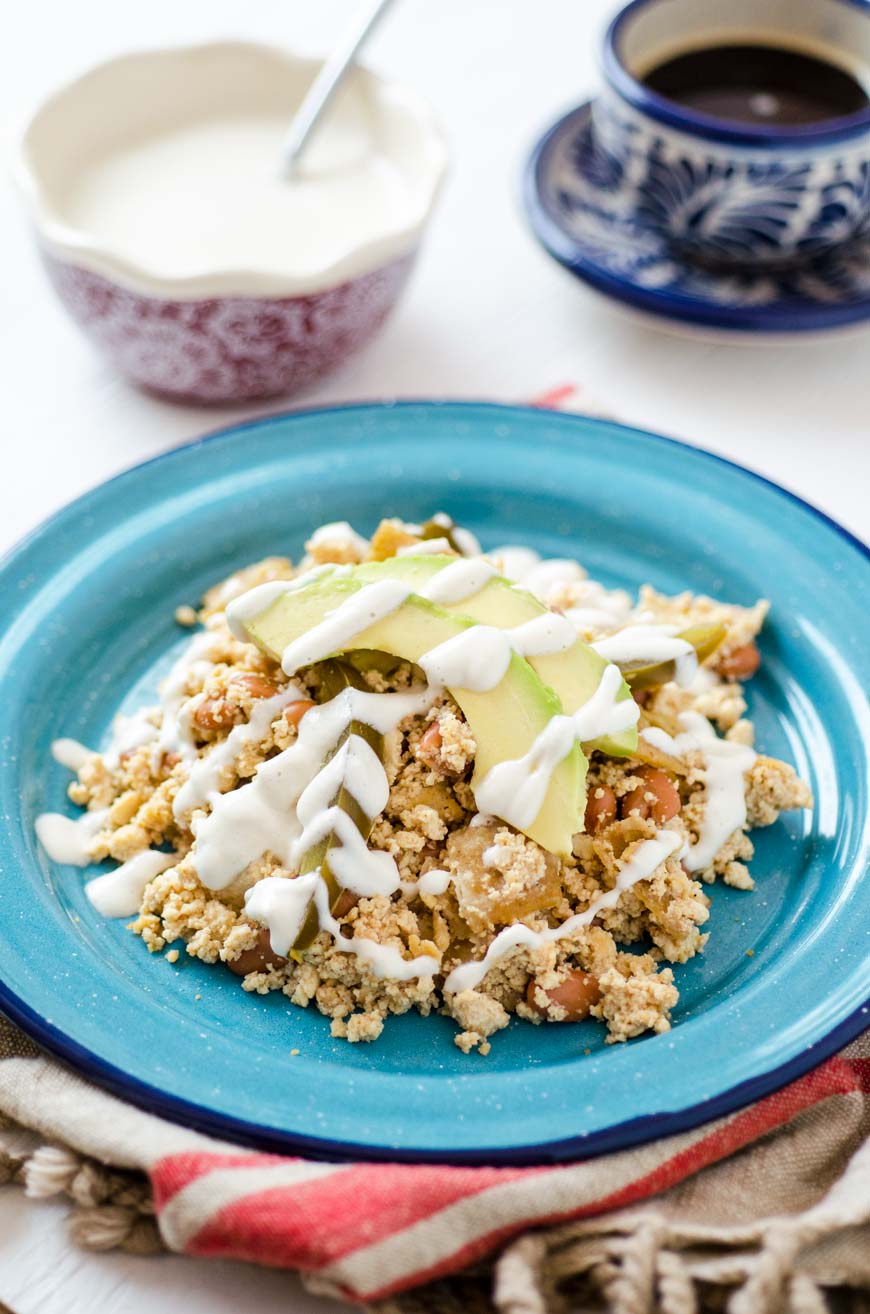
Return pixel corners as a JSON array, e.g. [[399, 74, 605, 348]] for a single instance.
[[42, 253, 415, 403]]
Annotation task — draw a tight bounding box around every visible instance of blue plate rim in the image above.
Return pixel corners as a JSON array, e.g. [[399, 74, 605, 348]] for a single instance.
[[522, 102, 870, 334], [1, 398, 868, 1165]]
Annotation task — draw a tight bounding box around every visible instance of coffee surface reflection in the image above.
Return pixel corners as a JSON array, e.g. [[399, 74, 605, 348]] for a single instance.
[[642, 44, 869, 126]]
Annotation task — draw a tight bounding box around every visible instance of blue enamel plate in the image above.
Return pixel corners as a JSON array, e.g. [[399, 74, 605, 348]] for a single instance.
[[2, 402, 869, 1163], [524, 102, 870, 333]]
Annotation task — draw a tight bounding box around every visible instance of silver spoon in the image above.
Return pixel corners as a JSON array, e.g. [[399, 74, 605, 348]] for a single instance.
[[280, 0, 398, 177]]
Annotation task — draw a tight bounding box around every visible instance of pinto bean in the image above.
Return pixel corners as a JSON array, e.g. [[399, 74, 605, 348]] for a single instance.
[[419, 722, 443, 756], [526, 971, 601, 1021], [194, 673, 281, 731], [716, 642, 761, 681], [284, 699, 316, 728], [233, 673, 281, 699], [620, 767, 681, 825], [332, 888, 359, 920], [226, 928, 287, 976], [584, 785, 617, 833]]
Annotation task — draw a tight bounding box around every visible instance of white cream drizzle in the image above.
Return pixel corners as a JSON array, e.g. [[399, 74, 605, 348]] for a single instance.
[[688, 665, 718, 694], [245, 874, 440, 979], [562, 587, 635, 635], [153, 631, 219, 765], [224, 566, 342, 642], [593, 625, 698, 687], [294, 735, 399, 897], [173, 684, 303, 819], [51, 738, 93, 771], [490, 546, 633, 636], [475, 664, 638, 831], [187, 685, 433, 891], [37, 629, 218, 866], [418, 626, 513, 692], [397, 537, 453, 557], [35, 808, 109, 866], [641, 715, 756, 872], [278, 580, 413, 675], [429, 515, 480, 558], [224, 580, 300, 634], [490, 546, 544, 584], [38, 546, 743, 992], [305, 521, 369, 560], [416, 867, 452, 895], [444, 829, 683, 994], [419, 612, 578, 694], [521, 558, 588, 602], [244, 872, 321, 956], [104, 709, 159, 768], [419, 558, 497, 605], [85, 849, 177, 917]]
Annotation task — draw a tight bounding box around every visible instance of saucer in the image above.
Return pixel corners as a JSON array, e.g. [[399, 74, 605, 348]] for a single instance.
[[524, 101, 870, 333]]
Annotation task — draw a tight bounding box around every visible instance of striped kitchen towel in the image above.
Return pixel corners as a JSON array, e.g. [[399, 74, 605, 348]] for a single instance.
[[1, 1017, 869, 1311]]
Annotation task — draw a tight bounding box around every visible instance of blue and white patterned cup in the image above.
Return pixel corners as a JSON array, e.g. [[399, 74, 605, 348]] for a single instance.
[[593, 0, 870, 266]]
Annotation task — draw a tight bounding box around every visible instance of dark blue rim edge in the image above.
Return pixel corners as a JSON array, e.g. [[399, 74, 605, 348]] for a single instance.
[[523, 103, 870, 333], [604, 0, 870, 147], [1, 398, 868, 1166]]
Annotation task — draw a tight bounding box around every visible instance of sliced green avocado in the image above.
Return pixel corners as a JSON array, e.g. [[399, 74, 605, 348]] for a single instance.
[[237, 574, 586, 856], [351, 554, 638, 758]]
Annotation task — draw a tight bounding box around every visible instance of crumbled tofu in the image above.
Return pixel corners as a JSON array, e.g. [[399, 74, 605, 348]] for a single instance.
[[55, 529, 811, 1057]]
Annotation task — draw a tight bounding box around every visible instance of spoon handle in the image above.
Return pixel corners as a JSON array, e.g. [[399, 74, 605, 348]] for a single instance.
[[280, 0, 398, 176]]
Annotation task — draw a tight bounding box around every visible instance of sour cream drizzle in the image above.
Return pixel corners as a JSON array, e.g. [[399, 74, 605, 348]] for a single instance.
[[173, 684, 303, 819], [245, 873, 440, 979], [278, 580, 413, 675], [51, 738, 94, 771], [37, 629, 221, 866], [35, 807, 109, 866], [444, 829, 683, 994], [419, 558, 497, 605], [85, 849, 177, 917], [186, 684, 434, 892], [641, 714, 756, 872], [153, 631, 219, 765], [593, 625, 697, 687], [38, 551, 734, 988], [475, 664, 638, 831]]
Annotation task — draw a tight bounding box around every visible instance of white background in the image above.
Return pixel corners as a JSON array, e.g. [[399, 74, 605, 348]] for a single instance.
[[1, 1, 868, 1311]]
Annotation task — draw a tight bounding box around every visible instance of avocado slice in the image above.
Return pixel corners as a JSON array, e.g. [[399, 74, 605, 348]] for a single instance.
[[349, 554, 638, 758], [234, 574, 586, 855]]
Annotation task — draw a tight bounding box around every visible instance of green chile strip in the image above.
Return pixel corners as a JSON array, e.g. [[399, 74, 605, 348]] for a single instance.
[[620, 624, 727, 691], [292, 658, 385, 952]]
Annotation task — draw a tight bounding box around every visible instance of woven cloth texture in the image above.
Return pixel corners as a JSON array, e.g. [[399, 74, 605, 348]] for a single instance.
[[2, 1015, 869, 1312]]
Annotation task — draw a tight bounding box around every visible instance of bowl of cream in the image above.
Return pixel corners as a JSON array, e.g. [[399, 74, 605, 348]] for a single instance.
[[16, 41, 447, 402]]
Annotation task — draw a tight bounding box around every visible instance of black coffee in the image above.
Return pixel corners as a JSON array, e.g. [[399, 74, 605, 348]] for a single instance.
[[642, 44, 869, 126]]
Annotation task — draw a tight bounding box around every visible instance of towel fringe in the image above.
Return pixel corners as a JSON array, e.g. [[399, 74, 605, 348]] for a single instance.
[[2, 1131, 163, 1258]]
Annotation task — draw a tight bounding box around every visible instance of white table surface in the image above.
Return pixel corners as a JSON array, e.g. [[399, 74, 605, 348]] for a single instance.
[[1, 1, 868, 1310]]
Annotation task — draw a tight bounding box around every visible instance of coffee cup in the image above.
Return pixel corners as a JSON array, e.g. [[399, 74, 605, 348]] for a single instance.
[[591, 0, 870, 266]]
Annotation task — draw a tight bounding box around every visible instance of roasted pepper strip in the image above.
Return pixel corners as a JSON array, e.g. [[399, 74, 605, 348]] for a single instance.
[[419, 515, 466, 554], [620, 623, 727, 691]]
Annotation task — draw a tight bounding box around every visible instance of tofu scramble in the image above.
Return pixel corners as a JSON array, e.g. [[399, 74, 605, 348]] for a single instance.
[[37, 515, 812, 1056]]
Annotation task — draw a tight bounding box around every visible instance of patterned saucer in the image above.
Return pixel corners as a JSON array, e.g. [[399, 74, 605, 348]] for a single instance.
[[524, 101, 870, 333]]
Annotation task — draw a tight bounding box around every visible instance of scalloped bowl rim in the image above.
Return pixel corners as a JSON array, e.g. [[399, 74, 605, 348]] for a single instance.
[[14, 40, 448, 301]]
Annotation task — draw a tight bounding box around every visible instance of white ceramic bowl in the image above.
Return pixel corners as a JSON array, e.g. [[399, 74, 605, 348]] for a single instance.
[[16, 42, 447, 401]]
